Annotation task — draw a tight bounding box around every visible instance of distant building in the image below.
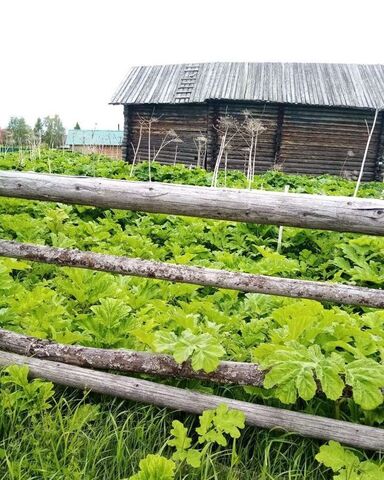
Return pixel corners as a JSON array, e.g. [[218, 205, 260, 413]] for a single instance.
[[111, 62, 384, 180], [65, 129, 123, 159], [0, 128, 7, 145]]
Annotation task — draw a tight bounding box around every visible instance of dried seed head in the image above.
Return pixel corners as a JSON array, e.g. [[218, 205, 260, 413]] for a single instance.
[[244, 117, 266, 134], [217, 115, 237, 130], [167, 129, 178, 138]]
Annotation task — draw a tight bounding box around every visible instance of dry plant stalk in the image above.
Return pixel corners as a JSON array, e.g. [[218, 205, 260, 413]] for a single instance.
[[353, 108, 380, 197], [194, 135, 207, 168], [132, 114, 182, 178], [242, 110, 266, 189], [211, 116, 238, 187], [152, 129, 182, 163], [132, 113, 160, 181], [223, 143, 232, 187], [173, 137, 183, 165], [129, 117, 145, 176], [277, 185, 290, 253]]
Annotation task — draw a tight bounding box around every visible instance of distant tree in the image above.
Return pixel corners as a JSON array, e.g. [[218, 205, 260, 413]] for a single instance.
[[33, 118, 44, 144], [74, 122, 81, 130], [7, 117, 32, 146], [42, 115, 66, 148]]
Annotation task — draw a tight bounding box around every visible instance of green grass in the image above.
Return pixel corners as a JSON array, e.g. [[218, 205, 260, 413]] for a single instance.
[[0, 388, 330, 480]]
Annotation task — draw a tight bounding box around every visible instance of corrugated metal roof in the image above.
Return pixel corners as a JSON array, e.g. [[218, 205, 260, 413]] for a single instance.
[[110, 62, 384, 109], [65, 129, 123, 146]]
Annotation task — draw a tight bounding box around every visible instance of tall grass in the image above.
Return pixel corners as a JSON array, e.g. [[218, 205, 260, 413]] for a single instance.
[[0, 388, 331, 480]]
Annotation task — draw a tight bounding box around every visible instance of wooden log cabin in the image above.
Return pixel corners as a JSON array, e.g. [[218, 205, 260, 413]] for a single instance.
[[111, 62, 384, 180]]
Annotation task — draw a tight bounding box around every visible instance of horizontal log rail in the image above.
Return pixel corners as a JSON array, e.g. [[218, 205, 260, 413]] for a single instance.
[[1, 240, 383, 308], [0, 240, 384, 308], [0, 328, 265, 386], [0, 171, 383, 235], [0, 351, 382, 451], [2, 328, 379, 398]]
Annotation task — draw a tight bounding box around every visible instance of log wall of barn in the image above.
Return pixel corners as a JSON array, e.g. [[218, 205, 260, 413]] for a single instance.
[[209, 101, 279, 174], [127, 104, 208, 166], [124, 102, 383, 180], [278, 106, 382, 180]]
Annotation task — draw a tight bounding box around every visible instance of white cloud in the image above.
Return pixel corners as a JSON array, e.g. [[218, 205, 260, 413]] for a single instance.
[[1, 0, 383, 130]]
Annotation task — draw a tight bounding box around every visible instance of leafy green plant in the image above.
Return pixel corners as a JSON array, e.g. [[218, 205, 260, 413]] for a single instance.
[[128, 404, 245, 478], [167, 420, 201, 468], [0, 365, 54, 416], [127, 454, 176, 480], [316, 441, 384, 479], [195, 403, 245, 447], [154, 329, 225, 373]]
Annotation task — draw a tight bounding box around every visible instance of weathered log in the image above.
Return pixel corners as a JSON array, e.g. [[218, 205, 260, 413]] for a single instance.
[[0, 170, 383, 235], [0, 328, 379, 399], [0, 351, 382, 451], [1, 240, 383, 308], [0, 328, 265, 386]]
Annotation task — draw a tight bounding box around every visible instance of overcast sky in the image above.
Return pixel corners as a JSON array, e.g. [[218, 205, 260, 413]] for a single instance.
[[1, 0, 384, 131]]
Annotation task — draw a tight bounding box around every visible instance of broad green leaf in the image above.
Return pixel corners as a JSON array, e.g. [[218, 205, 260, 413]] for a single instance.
[[129, 454, 175, 480], [186, 449, 201, 468], [345, 359, 384, 410], [263, 362, 302, 389], [274, 382, 297, 404], [153, 332, 178, 353], [191, 340, 225, 373], [255, 343, 346, 404], [315, 441, 383, 479], [296, 368, 317, 401], [196, 404, 245, 446], [213, 404, 245, 439], [315, 357, 345, 401], [173, 342, 195, 364], [155, 330, 225, 373], [167, 420, 192, 451], [315, 441, 360, 472]]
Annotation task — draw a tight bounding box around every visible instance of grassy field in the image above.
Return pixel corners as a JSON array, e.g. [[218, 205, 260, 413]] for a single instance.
[[0, 150, 383, 479]]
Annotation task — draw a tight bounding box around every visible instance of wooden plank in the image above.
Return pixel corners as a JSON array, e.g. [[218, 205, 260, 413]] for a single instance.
[[0, 171, 383, 235], [0, 350, 382, 451], [1, 240, 383, 308]]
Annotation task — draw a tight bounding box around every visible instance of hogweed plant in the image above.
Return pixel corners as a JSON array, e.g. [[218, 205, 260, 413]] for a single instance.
[[132, 114, 160, 182], [153, 129, 181, 163], [172, 137, 183, 166], [194, 135, 207, 168], [211, 116, 239, 188], [241, 111, 266, 189], [129, 116, 145, 176]]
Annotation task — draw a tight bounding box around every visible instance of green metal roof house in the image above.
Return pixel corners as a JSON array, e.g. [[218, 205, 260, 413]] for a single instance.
[[65, 129, 123, 159]]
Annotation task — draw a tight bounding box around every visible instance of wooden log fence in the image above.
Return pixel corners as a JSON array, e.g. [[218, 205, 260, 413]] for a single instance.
[[1, 170, 384, 235], [0, 328, 376, 398], [0, 328, 265, 386], [0, 350, 383, 451], [0, 170, 384, 451], [0, 239, 383, 308]]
